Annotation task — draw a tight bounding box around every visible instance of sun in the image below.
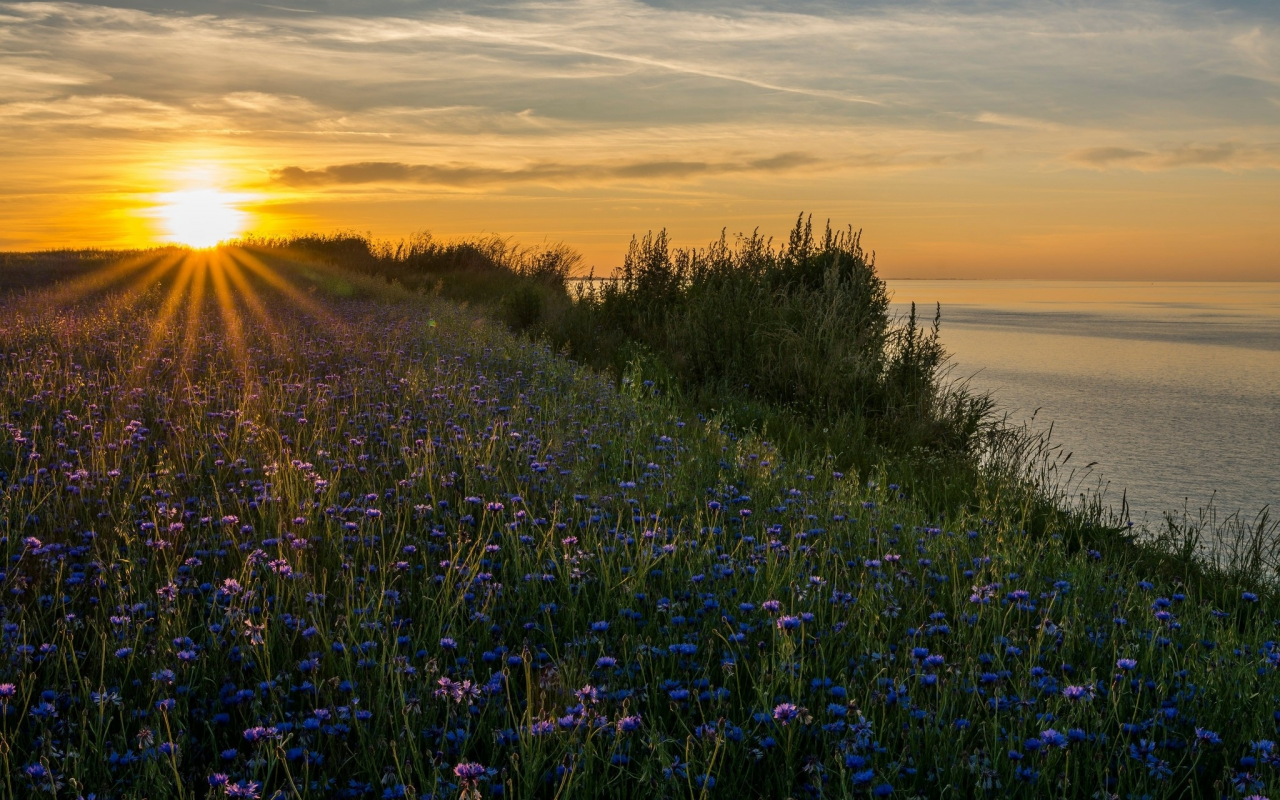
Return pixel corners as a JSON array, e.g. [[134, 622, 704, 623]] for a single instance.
[[157, 188, 247, 248]]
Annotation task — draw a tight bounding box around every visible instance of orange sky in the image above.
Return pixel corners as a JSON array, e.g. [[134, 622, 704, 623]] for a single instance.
[[2, 1, 1279, 279]]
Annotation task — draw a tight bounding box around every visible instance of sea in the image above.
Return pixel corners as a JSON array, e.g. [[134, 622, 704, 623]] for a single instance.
[[886, 281, 1280, 527]]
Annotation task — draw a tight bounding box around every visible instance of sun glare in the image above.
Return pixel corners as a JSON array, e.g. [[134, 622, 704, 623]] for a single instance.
[[157, 188, 246, 248]]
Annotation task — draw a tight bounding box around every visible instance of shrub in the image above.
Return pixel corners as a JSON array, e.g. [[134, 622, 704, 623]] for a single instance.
[[544, 215, 993, 471], [233, 218, 991, 481]]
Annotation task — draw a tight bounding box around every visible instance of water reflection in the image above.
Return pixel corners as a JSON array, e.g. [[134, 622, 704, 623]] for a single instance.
[[888, 281, 1280, 523]]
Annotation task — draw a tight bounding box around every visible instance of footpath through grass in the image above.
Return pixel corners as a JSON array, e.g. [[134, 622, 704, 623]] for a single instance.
[[2, 248, 1279, 800]]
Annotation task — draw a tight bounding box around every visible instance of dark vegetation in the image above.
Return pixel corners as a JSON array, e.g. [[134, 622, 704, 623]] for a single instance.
[[230, 223, 1280, 594], [237, 219, 990, 503], [0, 248, 176, 291], [4, 220, 1275, 594], [4, 223, 1280, 798]]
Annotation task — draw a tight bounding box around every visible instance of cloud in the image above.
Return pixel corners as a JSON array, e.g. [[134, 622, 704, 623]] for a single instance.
[[3, 0, 1280, 267], [270, 152, 823, 188], [1162, 143, 1239, 166], [217, 92, 317, 113], [1069, 147, 1151, 166], [0, 94, 194, 129], [1068, 141, 1280, 170], [975, 112, 1063, 131]]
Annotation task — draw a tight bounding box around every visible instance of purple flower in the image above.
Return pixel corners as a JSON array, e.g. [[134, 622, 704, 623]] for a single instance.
[[243, 726, 275, 743], [454, 762, 486, 782], [1195, 728, 1223, 747], [773, 703, 803, 725], [226, 781, 262, 799], [1116, 658, 1138, 671]]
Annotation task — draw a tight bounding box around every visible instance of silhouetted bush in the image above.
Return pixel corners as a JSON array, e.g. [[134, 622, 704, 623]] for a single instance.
[[238, 219, 992, 477], [237, 231, 577, 290], [538, 215, 993, 469], [0, 247, 180, 292]]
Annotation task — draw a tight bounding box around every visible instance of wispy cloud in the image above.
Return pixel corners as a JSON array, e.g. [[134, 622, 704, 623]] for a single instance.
[[1070, 147, 1152, 166], [0, 0, 1278, 273], [975, 112, 1064, 132], [271, 152, 823, 188], [4, 0, 1277, 140], [1068, 142, 1280, 170], [1163, 143, 1240, 167]]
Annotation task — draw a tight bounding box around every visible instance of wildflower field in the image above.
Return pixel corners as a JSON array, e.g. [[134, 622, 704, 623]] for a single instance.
[[2, 248, 1279, 799]]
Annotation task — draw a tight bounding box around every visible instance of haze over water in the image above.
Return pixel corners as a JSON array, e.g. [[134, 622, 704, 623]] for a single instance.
[[888, 281, 1280, 525]]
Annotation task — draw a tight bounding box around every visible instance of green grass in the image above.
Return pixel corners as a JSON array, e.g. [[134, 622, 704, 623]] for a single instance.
[[0, 234, 1277, 799]]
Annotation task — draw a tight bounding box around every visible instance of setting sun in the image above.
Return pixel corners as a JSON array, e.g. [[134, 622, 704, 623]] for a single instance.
[[3, 2, 1280, 794], [157, 188, 246, 248]]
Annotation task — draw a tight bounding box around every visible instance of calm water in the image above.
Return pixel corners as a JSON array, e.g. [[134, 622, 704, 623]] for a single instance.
[[887, 281, 1280, 525]]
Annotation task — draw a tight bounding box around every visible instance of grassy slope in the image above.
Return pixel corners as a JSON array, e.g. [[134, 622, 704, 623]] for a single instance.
[[1, 251, 1278, 799]]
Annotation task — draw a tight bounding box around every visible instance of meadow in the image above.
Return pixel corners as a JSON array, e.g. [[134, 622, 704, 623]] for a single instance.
[[2, 235, 1279, 799]]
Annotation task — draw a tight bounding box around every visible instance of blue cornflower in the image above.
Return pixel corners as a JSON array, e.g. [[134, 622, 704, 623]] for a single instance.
[[1195, 728, 1222, 747]]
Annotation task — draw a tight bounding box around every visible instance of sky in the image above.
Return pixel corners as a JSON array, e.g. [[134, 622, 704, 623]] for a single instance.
[[1, 0, 1278, 278]]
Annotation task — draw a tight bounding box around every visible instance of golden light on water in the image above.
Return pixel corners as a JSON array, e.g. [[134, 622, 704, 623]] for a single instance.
[[156, 187, 247, 248]]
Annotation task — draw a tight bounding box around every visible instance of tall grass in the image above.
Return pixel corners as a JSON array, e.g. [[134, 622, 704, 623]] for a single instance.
[[238, 218, 994, 500], [541, 217, 993, 472], [4, 225, 1264, 577], [0, 248, 182, 292], [234, 232, 576, 316], [3, 254, 1279, 799]]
